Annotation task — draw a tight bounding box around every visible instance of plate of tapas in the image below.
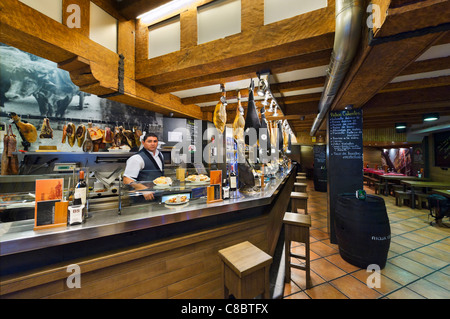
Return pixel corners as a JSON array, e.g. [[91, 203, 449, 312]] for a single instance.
[[153, 176, 173, 188], [186, 174, 210, 185], [165, 195, 189, 205]]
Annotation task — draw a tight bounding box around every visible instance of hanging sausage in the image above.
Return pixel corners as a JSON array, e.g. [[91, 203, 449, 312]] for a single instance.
[[213, 85, 227, 134], [244, 80, 261, 146], [233, 91, 245, 142], [1, 125, 19, 175]]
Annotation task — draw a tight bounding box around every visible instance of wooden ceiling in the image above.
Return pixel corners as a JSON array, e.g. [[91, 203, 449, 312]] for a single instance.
[[2, 0, 448, 138], [110, 0, 450, 136]]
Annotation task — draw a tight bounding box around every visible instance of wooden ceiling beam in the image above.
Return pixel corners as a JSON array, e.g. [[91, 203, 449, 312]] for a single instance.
[[153, 49, 332, 94], [0, 0, 203, 119], [380, 75, 450, 93], [399, 56, 450, 76], [329, 0, 450, 113], [364, 85, 450, 109], [271, 77, 326, 94], [136, 1, 335, 88]]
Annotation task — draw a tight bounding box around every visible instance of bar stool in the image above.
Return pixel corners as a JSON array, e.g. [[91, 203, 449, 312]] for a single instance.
[[296, 176, 307, 182], [294, 182, 307, 193], [283, 212, 311, 288], [297, 172, 306, 177], [415, 192, 428, 209], [218, 241, 272, 299], [291, 191, 308, 214], [395, 190, 412, 207]]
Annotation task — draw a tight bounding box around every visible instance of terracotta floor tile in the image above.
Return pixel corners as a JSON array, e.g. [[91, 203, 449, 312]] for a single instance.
[[417, 246, 450, 263], [351, 269, 402, 296], [430, 241, 450, 253], [441, 265, 450, 276], [391, 236, 424, 250], [386, 287, 426, 299], [403, 250, 449, 270], [310, 229, 329, 241], [304, 283, 348, 299], [400, 232, 435, 245], [284, 291, 310, 299], [412, 229, 448, 241], [389, 255, 434, 277], [381, 262, 420, 286], [407, 279, 450, 299], [310, 258, 346, 282], [388, 241, 411, 255], [310, 241, 338, 257], [282, 180, 450, 300], [283, 280, 302, 296], [423, 271, 450, 290], [291, 267, 325, 289], [330, 275, 382, 299], [325, 253, 360, 273]]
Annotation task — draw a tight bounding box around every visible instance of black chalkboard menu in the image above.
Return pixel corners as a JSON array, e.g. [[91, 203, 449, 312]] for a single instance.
[[313, 145, 327, 192], [327, 109, 363, 244], [329, 110, 363, 165]]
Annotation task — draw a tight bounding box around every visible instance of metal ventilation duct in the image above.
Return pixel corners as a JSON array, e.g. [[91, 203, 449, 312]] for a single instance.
[[310, 0, 364, 136]]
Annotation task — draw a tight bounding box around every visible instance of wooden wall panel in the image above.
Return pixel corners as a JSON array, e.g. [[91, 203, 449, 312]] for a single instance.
[[0, 169, 298, 299], [0, 211, 277, 299]]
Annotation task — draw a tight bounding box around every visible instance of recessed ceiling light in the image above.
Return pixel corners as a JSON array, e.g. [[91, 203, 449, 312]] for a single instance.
[[423, 113, 440, 122], [138, 0, 197, 24], [395, 122, 407, 129]]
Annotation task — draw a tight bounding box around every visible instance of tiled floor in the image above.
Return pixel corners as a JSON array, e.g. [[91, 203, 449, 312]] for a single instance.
[[283, 180, 450, 299]]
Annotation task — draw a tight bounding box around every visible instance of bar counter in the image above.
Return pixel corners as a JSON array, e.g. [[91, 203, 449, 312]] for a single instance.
[[0, 168, 296, 299]]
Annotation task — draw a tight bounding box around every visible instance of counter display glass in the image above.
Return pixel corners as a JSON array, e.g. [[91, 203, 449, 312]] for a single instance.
[[0, 155, 292, 257]]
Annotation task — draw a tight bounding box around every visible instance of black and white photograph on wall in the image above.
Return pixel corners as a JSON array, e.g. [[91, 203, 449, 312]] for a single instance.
[[0, 43, 163, 154]]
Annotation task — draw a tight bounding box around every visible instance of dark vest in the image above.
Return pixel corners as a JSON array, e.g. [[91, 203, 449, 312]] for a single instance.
[[136, 149, 165, 182]]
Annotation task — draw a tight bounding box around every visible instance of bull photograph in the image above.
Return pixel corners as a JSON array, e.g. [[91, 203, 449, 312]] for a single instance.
[[0, 43, 163, 154]]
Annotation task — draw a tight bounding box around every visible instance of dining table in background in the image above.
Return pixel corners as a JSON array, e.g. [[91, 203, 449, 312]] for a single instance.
[[379, 175, 430, 196], [401, 180, 450, 209]]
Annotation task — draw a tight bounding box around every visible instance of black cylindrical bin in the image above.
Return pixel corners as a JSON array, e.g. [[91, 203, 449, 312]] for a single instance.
[[334, 194, 391, 269], [313, 167, 327, 192]]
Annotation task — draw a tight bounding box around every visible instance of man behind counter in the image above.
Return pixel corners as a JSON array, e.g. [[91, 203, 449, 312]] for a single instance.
[[123, 133, 164, 201]]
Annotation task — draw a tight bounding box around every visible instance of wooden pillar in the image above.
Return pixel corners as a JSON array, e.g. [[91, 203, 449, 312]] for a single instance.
[[180, 8, 197, 50], [241, 0, 264, 34], [327, 109, 364, 243]]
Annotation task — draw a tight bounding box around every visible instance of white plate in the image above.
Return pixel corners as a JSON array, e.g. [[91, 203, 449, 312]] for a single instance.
[[154, 184, 172, 189], [108, 149, 130, 153], [165, 199, 189, 205], [186, 181, 210, 185]]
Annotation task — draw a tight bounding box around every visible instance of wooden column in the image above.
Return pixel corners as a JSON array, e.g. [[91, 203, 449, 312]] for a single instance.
[[180, 8, 197, 50], [327, 109, 364, 243]]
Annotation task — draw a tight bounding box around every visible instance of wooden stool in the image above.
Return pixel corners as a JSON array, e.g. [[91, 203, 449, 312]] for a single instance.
[[415, 192, 428, 209], [297, 172, 306, 177], [390, 184, 403, 197], [283, 212, 311, 288], [296, 176, 307, 182], [218, 241, 272, 299], [374, 183, 384, 195], [395, 190, 412, 207], [291, 192, 308, 214], [294, 182, 307, 193]]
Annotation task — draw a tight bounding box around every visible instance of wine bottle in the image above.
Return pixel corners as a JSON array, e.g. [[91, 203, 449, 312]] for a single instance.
[[229, 166, 237, 192], [75, 170, 87, 221]]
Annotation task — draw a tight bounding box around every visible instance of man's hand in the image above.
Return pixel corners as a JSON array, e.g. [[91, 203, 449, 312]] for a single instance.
[[124, 176, 155, 201], [142, 191, 155, 201]]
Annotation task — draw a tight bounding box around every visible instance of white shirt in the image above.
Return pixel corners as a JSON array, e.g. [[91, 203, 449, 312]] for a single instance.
[[124, 149, 163, 181]]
